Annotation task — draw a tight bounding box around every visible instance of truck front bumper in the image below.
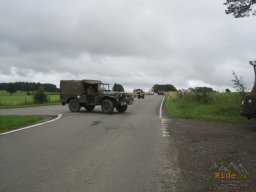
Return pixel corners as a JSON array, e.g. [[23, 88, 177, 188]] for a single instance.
[[117, 98, 133, 106]]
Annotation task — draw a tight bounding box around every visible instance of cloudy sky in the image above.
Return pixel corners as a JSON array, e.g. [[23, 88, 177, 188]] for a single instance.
[[0, 0, 255, 91]]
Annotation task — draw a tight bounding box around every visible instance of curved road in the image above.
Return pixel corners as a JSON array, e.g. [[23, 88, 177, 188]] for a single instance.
[[0, 95, 180, 192]]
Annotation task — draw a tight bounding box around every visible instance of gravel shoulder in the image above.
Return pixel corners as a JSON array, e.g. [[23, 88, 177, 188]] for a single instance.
[[163, 104, 256, 192]]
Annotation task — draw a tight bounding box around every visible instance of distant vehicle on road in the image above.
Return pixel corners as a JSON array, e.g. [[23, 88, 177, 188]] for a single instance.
[[134, 89, 145, 99], [241, 62, 256, 119], [60, 80, 132, 114], [127, 94, 134, 102], [157, 90, 164, 95], [148, 90, 154, 95]]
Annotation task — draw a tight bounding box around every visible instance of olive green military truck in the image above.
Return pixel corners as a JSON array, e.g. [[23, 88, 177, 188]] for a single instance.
[[60, 80, 132, 114], [134, 89, 145, 99], [241, 61, 256, 119]]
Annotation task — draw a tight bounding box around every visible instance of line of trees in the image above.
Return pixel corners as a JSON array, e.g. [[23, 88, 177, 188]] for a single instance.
[[0, 82, 59, 94], [189, 87, 215, 93]]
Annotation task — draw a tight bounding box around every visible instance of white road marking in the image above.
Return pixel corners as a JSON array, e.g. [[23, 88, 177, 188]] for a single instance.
[[0, 114, 63, 136], [161, 119, 170, 137], [159, 96, 170, 137], [159, 96, 165, 119]]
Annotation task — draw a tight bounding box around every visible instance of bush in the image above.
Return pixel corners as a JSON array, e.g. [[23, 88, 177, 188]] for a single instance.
[[175, 91, 213, 104], [195, 92, 213, 104], [33, 86, 48, 103]]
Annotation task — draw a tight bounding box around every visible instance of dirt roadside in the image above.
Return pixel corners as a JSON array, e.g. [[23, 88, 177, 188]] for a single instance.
[[163, 107, 256, 192]]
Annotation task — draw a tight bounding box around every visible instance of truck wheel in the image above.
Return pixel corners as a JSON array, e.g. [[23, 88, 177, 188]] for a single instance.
[[85, 105, 95, 112], [116, 105, 127, 113], [101, 99, 114, 114], [69, 99, 80, 112]]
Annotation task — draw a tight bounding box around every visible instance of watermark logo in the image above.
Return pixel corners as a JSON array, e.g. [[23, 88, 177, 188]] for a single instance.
[[208, 160, 254, 191]]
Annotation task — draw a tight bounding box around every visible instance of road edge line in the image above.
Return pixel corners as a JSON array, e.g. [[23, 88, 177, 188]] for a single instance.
[[159, 96, 165, 119], [0, 114, 63, 136]]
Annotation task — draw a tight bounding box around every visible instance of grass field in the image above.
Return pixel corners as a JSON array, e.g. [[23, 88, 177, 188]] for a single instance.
[[0, 91, 59, 108], [166, 91, 256, 124], [0, 115, 47, 133]]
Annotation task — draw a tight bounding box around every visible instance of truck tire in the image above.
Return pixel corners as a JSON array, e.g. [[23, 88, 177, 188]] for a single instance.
[[69, 99, 81, 112], [116, 105, 127, 113], [101, 99, 114, 114], [85, 105, 95, 112]]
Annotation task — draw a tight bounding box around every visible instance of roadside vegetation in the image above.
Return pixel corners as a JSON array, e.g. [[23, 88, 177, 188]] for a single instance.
[[0, 115, 47, 133], [166, 91, 255, 124], [165, 70, 256, 124], [0, 81, 59, 108], [0, 90, 59, 108]]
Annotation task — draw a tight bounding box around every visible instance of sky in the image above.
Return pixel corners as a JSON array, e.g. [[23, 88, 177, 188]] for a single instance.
[[0, 0, 255, 91]]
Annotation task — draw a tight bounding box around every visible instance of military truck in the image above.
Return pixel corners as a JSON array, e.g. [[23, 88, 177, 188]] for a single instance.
[[241, 61, 256, 119], [157, 90, 164, 95], [134, 89, 145, 99], [60, 80, 132, 114]]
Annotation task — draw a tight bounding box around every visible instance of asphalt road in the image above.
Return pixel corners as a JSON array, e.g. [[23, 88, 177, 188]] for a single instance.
[[0, 95, 180, 192]]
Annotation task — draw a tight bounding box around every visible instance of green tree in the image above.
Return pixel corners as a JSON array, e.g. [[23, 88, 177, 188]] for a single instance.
[[112, 83, 124, 92], [33, 86, 48, 103], [232, 71, 247, 97], [225, 88, 231, 93], [6, 83, 17, 95], [224, 0, 256, 18], [152, 84, 177, 92]]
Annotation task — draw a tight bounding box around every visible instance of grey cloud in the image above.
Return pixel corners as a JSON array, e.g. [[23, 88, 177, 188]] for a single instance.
[[0, 0, 255, 91]]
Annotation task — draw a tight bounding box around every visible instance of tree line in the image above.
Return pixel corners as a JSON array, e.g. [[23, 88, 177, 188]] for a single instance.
[[189, 87, 215, 93], [0, 82, 59, 94]]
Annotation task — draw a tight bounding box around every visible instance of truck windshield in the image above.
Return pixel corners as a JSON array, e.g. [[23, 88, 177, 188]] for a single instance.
[[98, 83, 110, 91]]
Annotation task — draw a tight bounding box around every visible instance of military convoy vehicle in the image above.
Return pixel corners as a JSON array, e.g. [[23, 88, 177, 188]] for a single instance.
[[241, 62, 256, 119], [134, 89, 145, 99], [148, 90, 154, 95], [157, 90, 164, 95], [60, 80, 132, 114]]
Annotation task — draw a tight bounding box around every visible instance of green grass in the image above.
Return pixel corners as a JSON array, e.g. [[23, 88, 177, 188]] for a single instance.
[[0, 91, 59, 108], [166, 92, 256, 124], [0, 115, 47, 133]]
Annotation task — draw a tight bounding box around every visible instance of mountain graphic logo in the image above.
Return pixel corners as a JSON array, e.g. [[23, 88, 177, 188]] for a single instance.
[[208, 160, 253, 183]]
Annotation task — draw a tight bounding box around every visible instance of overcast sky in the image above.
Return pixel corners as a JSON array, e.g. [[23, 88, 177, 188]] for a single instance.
[[0, 0, 255, 91]]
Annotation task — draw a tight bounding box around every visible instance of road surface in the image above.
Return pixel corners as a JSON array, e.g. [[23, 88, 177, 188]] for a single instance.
[[1, 96, 255, 192], [0, 95, 180, 192]]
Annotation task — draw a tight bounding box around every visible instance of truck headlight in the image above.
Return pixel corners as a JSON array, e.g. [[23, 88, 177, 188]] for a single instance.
[[248, 99, 252, 103]]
